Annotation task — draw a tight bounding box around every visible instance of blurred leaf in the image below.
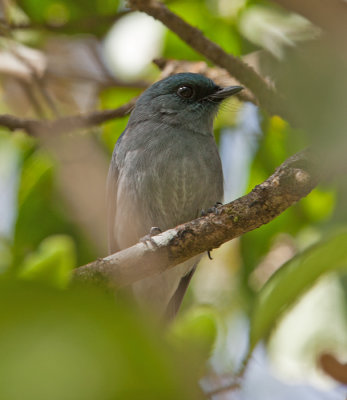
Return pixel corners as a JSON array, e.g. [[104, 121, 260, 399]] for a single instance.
[[300, 188, 335, 222], [0, 281, 202, 400], [162, 0, 242, 60], [17, 0, 120, 35], [0, 239, 12, 274], [168, 306, 218, 366], [13, 148, 96, 269], [18, 0, 119, 21], [250, 230, 347, 349], [0, 129, 36, 157], [239, 4, 316, 58], [240, 114, 312, 294], [18, 235, 76, 288], [17, 148, 54, 207]]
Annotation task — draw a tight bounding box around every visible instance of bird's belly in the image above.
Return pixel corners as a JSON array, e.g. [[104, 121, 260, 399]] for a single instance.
[[140, 152, 221, 231], [114, 136, 223, 250]]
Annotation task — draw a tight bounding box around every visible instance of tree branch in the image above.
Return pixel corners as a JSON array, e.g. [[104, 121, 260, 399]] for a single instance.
[[74, 149, 320, 287], [0, 98, 136, 135], [0, 53, 261, 136], [1, 54, 255, 136], [128, 0, 288, 120]]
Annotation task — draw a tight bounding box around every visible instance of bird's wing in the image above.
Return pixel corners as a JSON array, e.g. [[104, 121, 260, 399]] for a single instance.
[[106, 157, 119, 254], [106, 130, 126, 254]]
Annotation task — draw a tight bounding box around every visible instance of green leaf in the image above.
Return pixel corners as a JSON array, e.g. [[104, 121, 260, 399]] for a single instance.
[[250, 230, 347, 349], [168, 306, 218, 362], [0, 239, 12, 274], [13, 148, 96, 268], [162, 0, 242, 60], [18, 0, 119, 21], [300, 188, 335, 222], [0, 281, 202, 400], [17, 235, 76, 288], [240, 115, 311, 292], [18, 0, 120, 35]]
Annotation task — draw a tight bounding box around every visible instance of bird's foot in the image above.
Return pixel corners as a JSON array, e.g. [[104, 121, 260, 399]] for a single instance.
[[149, 226, 162, 236], [201, 202, 223, 217], [140, 226, 162, 247], [202, 204, 223, 260], [208, 201, 223, 215]]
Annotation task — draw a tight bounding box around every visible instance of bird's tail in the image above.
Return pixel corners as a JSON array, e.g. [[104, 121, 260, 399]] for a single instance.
[[164, 264, 197, 320]]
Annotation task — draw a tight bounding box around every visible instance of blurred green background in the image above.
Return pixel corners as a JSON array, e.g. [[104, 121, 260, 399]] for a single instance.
[[0, 0, 346, 398]]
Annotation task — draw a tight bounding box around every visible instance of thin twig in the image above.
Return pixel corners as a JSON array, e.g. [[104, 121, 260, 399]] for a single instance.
[[206, 381, 241, 398], [17, 80, 45, 118], [319, 352, 347, 384], [0, 98, 136, 135], [9, 44, 60, 117]]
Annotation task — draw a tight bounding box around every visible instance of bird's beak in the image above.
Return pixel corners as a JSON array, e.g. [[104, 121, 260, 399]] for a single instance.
[[209, 85, 244, 100]]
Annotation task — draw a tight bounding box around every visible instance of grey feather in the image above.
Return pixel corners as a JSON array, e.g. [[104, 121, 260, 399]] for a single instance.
[[107, 73, 242, 317]]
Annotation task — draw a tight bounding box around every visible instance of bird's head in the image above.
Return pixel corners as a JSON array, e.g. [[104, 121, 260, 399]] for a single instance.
[[129, 73, 243, 134]]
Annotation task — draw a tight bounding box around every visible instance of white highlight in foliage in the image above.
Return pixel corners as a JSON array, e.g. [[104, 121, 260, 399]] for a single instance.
[[103, 12, 165, 79]]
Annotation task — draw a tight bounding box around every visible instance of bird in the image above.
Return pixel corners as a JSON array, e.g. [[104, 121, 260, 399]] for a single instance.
[[107, 73, 243, 318]]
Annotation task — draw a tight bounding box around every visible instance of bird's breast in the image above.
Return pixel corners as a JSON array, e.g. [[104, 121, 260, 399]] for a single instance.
[[130, 130, 223, 231]]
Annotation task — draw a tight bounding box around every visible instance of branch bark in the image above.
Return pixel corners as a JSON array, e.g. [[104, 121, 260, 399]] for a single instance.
[[74, 149, 320, 287], [128, 0, 289, 120], [0, 53, 263, 136], [0, 98, 136, 135]]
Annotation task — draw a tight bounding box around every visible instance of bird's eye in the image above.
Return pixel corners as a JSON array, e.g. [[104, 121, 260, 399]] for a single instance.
[[177, 85, 195, 99]]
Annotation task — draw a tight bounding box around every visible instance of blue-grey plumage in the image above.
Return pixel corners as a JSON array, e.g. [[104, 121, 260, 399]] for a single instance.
[[107, 73, 243, 317]]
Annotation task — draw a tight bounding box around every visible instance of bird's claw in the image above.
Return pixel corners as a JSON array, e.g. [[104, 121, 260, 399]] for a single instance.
[[149, 226, 162, 235], [209, 202, 223, 215], [201, 202, 223, 217], [140, 226, 162, 247]]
